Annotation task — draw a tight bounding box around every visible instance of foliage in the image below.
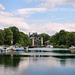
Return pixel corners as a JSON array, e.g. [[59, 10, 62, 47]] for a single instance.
[[0, 26, 31, 46], [66, 32, 75, 47], [0, 26, 75, 47], [24, 34, 31, 46], [0, 30, 4, 45], [41, 33, 50, 44], [9, 26, 20, 44], [18, 32, 31, 46], [50, 30, 75, 47], [4, 28, 13, 45]]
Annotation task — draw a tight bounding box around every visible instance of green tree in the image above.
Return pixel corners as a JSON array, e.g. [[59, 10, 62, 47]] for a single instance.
[[50, 30, 69, 47], [41, 33, 50, 44], [9, 26, 20, 44], [4, 28, 13, 45], [66, 32, 75, 47], [24, 34, 31, 46], [17, 32, 25, 46], [0, 30, 4, 45], [16, 32, 31, 46], [57, 30, 68, 45]]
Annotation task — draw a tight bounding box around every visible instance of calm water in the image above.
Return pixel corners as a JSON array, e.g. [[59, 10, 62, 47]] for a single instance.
[[0, 48, 75, 75]]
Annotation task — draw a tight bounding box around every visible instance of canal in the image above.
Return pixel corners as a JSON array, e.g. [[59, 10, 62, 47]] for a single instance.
[[0, 48, 75, 75]]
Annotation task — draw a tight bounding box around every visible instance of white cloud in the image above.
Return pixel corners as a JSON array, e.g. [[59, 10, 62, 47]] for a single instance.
[[0, 11, 14, 17], [24, 0, 33, 2], [0, 11, 29, 32], [24, 0, 42, 2], [0, 3, 5, 10], [28, 23, 75, 35], [25, 19, 50, 23], [49, 7, 75, 11], [24, 0, 75, 8], [0, 11, 75, 35], [37, 0, 68, 8], [16, 8, 47, 15], [21, 14, 31, 18]]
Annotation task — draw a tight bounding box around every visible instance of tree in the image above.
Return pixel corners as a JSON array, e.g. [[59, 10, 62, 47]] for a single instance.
[[66, 32, 75, 47], [4, 28, 13, 45], [24, 34, 31, 46], [15, 32, 31, 46], [0, 30, 4, 45], [57, 30, 68, 45], [50, 30, 69, 47], [41, 33, 50, 44], [0, 26, 31, 46], [9, 26, 20, 44], [17, 32, 25, 46]]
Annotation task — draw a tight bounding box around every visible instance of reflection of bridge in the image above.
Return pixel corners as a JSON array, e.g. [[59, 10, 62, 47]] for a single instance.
[[0, 51, 75, 57]]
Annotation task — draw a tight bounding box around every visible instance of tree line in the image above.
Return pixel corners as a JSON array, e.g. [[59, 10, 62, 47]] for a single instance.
[[0, 26, 31, 46], [41, 30, 75, 48], [50, 30, 75, 48], [0, 26, 75, 48]]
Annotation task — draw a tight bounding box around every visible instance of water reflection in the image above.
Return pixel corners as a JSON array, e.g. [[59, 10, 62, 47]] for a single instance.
[[0, 55, 20, 67], [0, 56, 75, 75], [0, 47, 75, 75]]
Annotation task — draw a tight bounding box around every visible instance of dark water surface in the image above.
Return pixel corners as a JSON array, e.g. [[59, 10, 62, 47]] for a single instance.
[[0, 48, 75, 75]]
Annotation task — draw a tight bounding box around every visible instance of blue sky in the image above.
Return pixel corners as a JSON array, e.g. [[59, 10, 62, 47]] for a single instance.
[[0, 0, 75, 35]]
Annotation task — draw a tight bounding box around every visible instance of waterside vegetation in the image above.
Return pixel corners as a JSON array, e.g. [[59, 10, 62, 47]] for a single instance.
[[41, 30, 75, 48], [50, 30, 75, 48], [0, 26, 75, 48], [0, 26, 31, 46]]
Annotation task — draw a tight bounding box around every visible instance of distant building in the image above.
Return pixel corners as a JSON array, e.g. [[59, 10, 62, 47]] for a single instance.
[[29, 32, 43, 47], [44, 40, 50, 46]]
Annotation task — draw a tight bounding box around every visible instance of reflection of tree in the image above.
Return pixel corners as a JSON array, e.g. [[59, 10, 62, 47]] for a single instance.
[[53, 56, 66, 66], [0, 55, 21, 67], [60, 59, 66, 66], [53, 50, 71, 54]]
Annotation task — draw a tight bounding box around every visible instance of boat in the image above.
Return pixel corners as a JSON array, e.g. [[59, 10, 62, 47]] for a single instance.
[[16, 47, 28, 51], [0, 46, 17, 53], [16, 48, 24, 51], [16, 46, 24, 51], [0, 46, 6, 52], [0, 46, 10, 53], [69, 46, 75, 50], [46, 45, 53, 48], [24, 47, 28, 51]]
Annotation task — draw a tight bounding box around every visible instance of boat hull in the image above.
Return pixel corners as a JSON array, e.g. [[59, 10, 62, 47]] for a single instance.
[[16, 49, 24, 51]]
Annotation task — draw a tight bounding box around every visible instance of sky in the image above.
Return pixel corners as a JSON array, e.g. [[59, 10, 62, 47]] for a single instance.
[[0, 0, 75, 35]]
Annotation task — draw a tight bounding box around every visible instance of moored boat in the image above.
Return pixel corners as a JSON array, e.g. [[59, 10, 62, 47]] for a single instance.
[[16, 49, 24, 51], [46, 45, 53, 48], [69, 46, 75, 50], [16, 47, 28, 51]]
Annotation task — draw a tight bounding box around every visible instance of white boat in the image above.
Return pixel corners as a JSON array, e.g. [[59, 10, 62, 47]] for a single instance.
[[0, 46, 4, 50], [0, 46, 14, 53], [69, 46, 75, 50], [0, 46, 7, 52], [46, 45, 53, 48]]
